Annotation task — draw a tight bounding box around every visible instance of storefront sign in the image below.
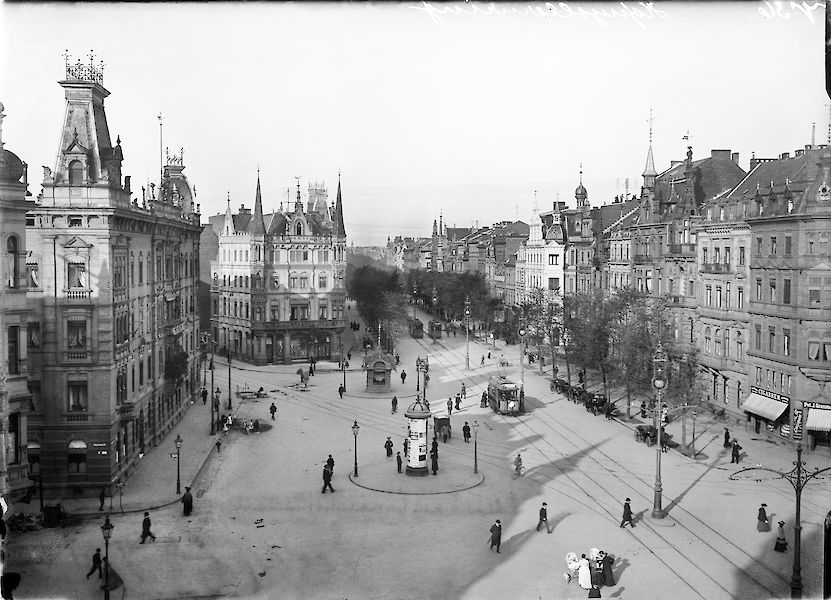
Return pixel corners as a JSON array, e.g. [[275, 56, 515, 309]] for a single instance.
[[92, 443, 107, 448], [780, 424, 791, 438], [750, 386, 789, 404], [793, 408, 804, 441], [802, 402, 831, 410]]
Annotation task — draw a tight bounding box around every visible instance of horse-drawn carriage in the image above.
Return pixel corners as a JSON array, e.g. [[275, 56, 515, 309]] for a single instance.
[[634, 424, 671, 447]]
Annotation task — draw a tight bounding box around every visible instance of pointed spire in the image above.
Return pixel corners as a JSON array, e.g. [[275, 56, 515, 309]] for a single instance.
[[294, 177, 303, 214], [250, 170, 266, 235], [334, 173, 346, 237], [226, 190, 231, 209], [642, 108, 658, 185]]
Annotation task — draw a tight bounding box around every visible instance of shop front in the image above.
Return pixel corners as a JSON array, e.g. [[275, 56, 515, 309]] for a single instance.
[[803, 401, 831, 452], [741, 386, 789, 437]]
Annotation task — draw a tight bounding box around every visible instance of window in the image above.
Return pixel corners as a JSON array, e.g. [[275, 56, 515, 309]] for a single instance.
[[784, 236, 792, 255], [703, 248, 708, 264], [768, 279, 776, 302], [67, 320, 86, 348], [6, 236, 19, 288], [770, 237, 777, 255], [724, 247, 731, 264], [755, 366, 762, 384], [300, 274, 308, 288], [716, 286, 722, 308], [319, 305, 329, 320], [783, 329, 790, 356], [7, 326, 19, 375], [139, 255, 144, 283], [548, 254, 559, 265], [738, 287, 744, 309], [548, 277, 560, 291], [319, 274, 328, 289], [736, 333, 743, 360], [726, 282, 731, 307], [739, 246, 745, 265], [289, 275, 297, 289], [68, 380, 88, 412], [68, 160, 83, 185], [809, 289, 821, 305], [296, 223, 303, 236], [67, 440, 87, 473], [808, 341, 821, 361], [755, 279, 762, 301], [715, 329, 722, 355], [769, 328, 775, 353], [783, 279, 791, 304], [705, 327, 712, 353], [756, 237, 763, 254], [706, 285, 712, 306], [68, 263, 87, 288], [270, 304, 279, 321], [755, 325, 761, 350], [714, 247, 721, 263], [28, 322, 40, 347]]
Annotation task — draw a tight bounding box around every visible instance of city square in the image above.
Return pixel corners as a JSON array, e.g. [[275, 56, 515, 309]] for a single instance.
[[0, 2, 829, 600]]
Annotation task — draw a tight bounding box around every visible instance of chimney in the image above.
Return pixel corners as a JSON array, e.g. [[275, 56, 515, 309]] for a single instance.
[[780, 152, 790, 160], [124, 175, 131, 195], [711, 149, 731, 161], [239, 203, 251, 215], [670, 160, 683, 167], [731, 152, 739, 164], [795, 148, 805, 157], [812, 122, 816, 147]]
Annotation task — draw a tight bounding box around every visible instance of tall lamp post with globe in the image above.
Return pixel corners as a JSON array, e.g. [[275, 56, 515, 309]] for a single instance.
[[651, 343, 667, 519], [101, 516, 114, 600], [352, 420, 360, 477], [464, 295, 471, 370], [518, 326, 527, 388]]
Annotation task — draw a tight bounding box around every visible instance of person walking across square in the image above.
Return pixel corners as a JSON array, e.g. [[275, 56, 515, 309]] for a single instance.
[[269, 403, 277, 420], [86, 548, 102, 579], [489, 519, 502, 553], [396, 451, 402, 473], [536, 502, 553, 533], [400, 370, 407, 384], [384, 437, 394, 457], [321, 465, 335, 493], [462, 422, 471, 443], [619, 498, 635, 528], [140, 512, 156, 543], [326, 454, 335, 473], [731, 439, 742, 464]]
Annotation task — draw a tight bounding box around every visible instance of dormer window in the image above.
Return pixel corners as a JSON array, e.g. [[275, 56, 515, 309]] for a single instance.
[[69, 160, 84, 185], [296, 222, 303, 236]]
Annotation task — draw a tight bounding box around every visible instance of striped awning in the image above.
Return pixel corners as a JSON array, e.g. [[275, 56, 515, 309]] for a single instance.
[[805, 408, 831, 433], [741, 393, 788, 421]]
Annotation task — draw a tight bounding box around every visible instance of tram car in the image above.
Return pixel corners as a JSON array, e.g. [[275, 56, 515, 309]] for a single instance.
[[428, 321, 443, 339], [488, 375, 524, 415], [408, 318, 424, 339]]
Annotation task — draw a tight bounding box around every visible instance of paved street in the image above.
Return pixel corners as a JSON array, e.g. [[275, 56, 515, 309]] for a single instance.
[[5, 307, 830, 600]]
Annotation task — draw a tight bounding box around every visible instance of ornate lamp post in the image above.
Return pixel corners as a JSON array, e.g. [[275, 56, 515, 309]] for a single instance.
[[413, 285, 418, 321], [730, 442, 831, 598], [464, 295, 471, 370], [174, 433, 183, 495], [651, 343, 668, 519], [518, 326, 527, 388], [432, 286, 438, 316], [352, 420, 360, 477], [209, 339, 216, 435], [473, 420, 479, 474], [101, 516, 114, 600], [225, 346, 232, 410]]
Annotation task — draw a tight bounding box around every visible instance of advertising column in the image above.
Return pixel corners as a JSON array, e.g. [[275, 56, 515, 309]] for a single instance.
[[404, 399, 430, 476]]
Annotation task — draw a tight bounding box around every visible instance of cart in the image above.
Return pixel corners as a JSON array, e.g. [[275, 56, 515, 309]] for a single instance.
[[433, 416, 451, 440]]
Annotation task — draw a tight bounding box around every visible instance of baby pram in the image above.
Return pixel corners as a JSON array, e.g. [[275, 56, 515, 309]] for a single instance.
[[563, 552, 579, 584]]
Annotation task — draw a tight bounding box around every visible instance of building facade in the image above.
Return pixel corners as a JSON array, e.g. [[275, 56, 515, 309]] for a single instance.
[[25, 59, 202, 496], [209, 177, 347, 365]]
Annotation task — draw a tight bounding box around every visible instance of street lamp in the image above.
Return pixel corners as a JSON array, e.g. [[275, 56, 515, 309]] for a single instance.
[[351, 420, 360, 477], [101, 515, 114, 600], [209, 339, 216, 435], [413, 285, 418, 321], [174, 433, 183, 495], [518, 326, 527, 388], [473, 420, 479, 474], [226, 346, 233, 410], [464, 295, 471, 370], [651, 343, 668, 519], [730, 442, 831, 598]]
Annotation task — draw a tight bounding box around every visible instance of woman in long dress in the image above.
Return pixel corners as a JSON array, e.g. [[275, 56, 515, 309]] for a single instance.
[[577, 554, 592, 589]]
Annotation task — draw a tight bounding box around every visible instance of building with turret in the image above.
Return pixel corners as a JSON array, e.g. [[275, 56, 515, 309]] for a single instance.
[[208, 176, 347, 364], [24, 56, 203, 497]]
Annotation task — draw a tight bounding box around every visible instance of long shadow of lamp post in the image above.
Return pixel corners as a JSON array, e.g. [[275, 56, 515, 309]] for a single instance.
[[729, 441, 831, 598]]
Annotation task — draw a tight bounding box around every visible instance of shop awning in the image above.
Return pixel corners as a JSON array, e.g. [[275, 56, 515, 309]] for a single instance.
[[741, 393, 788, 421], [805, 408, 831, 433]]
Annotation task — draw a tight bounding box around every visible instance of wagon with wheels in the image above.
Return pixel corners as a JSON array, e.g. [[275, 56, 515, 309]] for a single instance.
[[433, 416, 451, 440], [634, 424, 671, 447]]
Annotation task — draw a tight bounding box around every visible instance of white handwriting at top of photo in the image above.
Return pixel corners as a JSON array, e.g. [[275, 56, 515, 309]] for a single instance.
[[758, 1, 825, 21]]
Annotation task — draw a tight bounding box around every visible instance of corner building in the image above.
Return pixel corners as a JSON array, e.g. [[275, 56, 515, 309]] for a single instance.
[[25, 59, 202, 496], [209, 177, 347, 364]]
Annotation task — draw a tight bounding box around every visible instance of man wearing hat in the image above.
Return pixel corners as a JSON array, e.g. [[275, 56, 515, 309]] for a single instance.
[[620, 498, 635, 528], [536, 502, 553, 533], [757, 503, 770, 531], [384, 437, 394, 457], [489, 519, 502, 552], [181, 486, 194, 516]]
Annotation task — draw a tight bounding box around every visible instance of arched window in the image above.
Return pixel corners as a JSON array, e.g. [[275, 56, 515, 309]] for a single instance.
[[704, 327, 712, 354], [68, 439, 88, 473], [714, 328, 722, 355], [69, 160, 84, 185], [6, 236, 19, 288], [296, 222, 303, 236]]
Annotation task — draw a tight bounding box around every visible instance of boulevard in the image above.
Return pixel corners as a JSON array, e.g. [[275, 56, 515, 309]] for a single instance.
[[5, 307, 829, 600]]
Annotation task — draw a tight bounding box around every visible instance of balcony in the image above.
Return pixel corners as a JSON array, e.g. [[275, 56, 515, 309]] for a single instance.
[[666, 243, 696, 256], [700, 263, 732, 274], [65, 412, 89, 422], [64, 350, 89, 361], [65, 289, 91, 301], [633, 254, 653, 264]]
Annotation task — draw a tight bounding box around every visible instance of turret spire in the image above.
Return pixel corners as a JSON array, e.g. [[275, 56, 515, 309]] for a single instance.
[[333, 173, 346, 237], [250, 170, 266, 235]]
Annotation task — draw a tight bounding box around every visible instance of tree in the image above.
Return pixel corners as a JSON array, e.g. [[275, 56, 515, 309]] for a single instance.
[[609, 288, 656, 418], [523, 288, 563, 377]]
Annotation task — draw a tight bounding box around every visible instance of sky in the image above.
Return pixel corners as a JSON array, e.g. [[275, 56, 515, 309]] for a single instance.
[[1, 1, 827, 245]]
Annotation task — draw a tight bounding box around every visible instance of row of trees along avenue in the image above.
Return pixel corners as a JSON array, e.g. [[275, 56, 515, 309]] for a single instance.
[[521, 288, 703, 454]]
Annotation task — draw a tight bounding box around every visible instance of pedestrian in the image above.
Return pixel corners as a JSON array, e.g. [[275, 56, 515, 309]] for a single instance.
[[391, 396, 398, 414], [430, 448, 438, 475], [455, 394, 461, 411], [215, 439, 222, 453], [384, 437, 394, 457], [424, 398, 430, 411], [181, 486, 193, 516], [461, 383, 466, 398], [481, 390, 488, 408], [536, 502, 553, 533], [441, 424, 449, 443], [447, 398, 453, 415], [731, 439, 742, 464], [600, 550, 615, 586], [86, 548, 103, 579], [322, 465, 335, 493], [481, 355, 485, 367], [401, 370, 407, 384], [488, 519, 502, 552], [640, 401, 647, 418], [619, 498, 635, 528], [757, 503, 770, 531], [462, 422, 471, 443], [487, 351, 491, 360], [140, 512, 156, 543], [775, 520, 788, 552], [269, 403, 277, 420], [403, 437, 409, 457], [347, 350, 352, 361], [396, 451, 402, 473], [99, 487, 106, 511], [604, 399, 613, 420], [578, 554, 592, 590], [326, 454, 335, 473], [201, 387, 208, 405], [431, 438, 439, 456], [724, 428, 731, 448], [252, 419, 260, 433]]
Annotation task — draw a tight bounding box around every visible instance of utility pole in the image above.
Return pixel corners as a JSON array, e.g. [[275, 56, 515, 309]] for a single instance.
[[651, 343, 667, 519]]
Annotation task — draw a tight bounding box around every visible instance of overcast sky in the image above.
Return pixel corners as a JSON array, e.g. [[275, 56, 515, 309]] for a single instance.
[[1, 2, 826, 245]]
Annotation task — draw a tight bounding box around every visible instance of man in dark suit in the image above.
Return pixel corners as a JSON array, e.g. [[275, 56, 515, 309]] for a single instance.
[[619, 498, 635, 528], [321, 465, 335, 493], [536, 502, 553, 533]]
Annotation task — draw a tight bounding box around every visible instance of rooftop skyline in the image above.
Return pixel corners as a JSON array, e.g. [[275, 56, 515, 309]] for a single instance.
[[1, 2, 826, 244]]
